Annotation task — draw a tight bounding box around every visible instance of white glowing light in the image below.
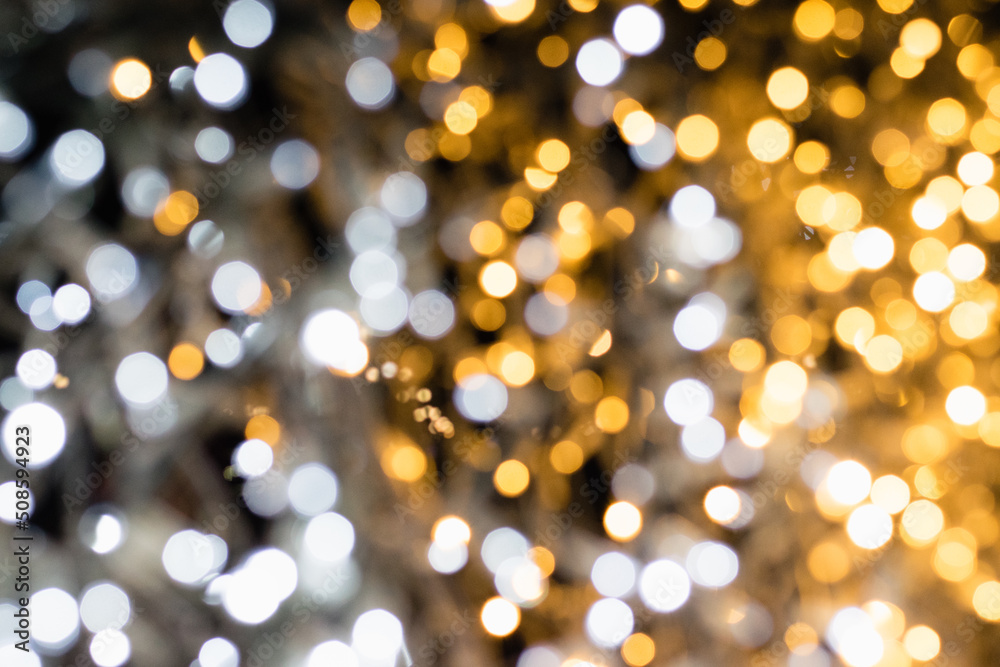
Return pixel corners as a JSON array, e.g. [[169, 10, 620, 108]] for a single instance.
[[50, 129, 105, 186], [428, 541, 469, 574], [199, 637, 239, 667], [576, 39, 624, 87], [115, 352, 168, 405], [205, 329, 243, 368], [307, 641, 358, 667], [2, 402, 66, 468], [86, 243, 139, 302], [232, 439, 274, 478], [211, 261, 263, 313], [585, 598, 634, 648], [53, 283, 92, 324], [32, 588, 80, 651], [80, 582, 131, 632], [591, 552, 637, 598], [195, 127, 234, 164], [0, 102, 34, 161], [380, 172, 427, 225], [304, 512, 355, 562], [346, 57, 395, 110], [90, 628, 131, 667], [271, 139, 320, 189], [826, 460, 872, 506], [846, 504, 893, 549], [454, 373, 508, 422], [352, 609, 404, 665], [122, 167, 169, 217], [409, 290, 456, 339], [613, 5, 665, 56], [912, 271, 955, 312], [16, 349, 56, 390], [288, 463, 339, 515], [852, 227, 894, 270], [663, 378, 714, 425], [681, 417, 726, 462], [194, 53, 249, 109], [481, 527, 530, 573], [163, 530, 215, 585], [686, 541, 739, 588], [223, 0, 274, 48], [670, 185, 716, 228], [639, 559, 691, 612]]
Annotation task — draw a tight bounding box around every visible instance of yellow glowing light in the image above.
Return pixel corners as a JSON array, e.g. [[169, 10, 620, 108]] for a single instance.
[[168, 343, 204, 381], [537, 139, 570, 172], [957, 44, 994, 79], [747, 117, 793, 163], [545, 273, 576, 302], [945, 385, 986, 425], [444, 101, 477, 135], [500, 351, 535, 387], [793, 0, 835, 41], [926, 98, 967, 142], [830, 85, 865, 119], [822, 191, 863, 231], [878, 0, 913, 13], [911, 195, 947, 230], [537, 35, 569, 67], [524, 167, 558, 191], [872, 129, 910, 167], [694, 37, 727, 71], [595, 396, 630, 434], [738, 418, 772, 448], [604, 207, 635, 238], [934, 527, 976, 581], [459, 86, 493, 118], [885, 299, 917, 330], [471, 299, 505, 331], [470, 220, 505, 256], [558, 201, 594, 233], [771, 315, 812, 356], [427, 48, 461, 82], [962, 185, 1000, 223], [863, 334, 903, 373], [382, 443, 428, 482], [245, 414, 280, 446], [903, 625, 940, 661], [949, 301, 988, 340], [796, 185, 834, 227], [569, 370, 603, 403], [957, 151, 995, 186], [901, 499, 944, 545], [794, 141, 830, 174], [676, 114, 719, 161], [154, 190, 199, 236], [948, 244, 987, 281], [973, 581, 1000, 621], [347, 0, 381, 31], [764, 361, 808, 402], [808, 540, 849, 582], [891, 47, 925, 78], [729, 338, 765, 372], [834, 8, 864, 39], [435, 23, 468, 58], [621, 110, 656, 146], [871, 475, 910, 514], [481, 597, 520, 636], [489, 0, 535, 23], [901, 424, 949, 464], [188, 37, 205, 63], [501, 196, 534, 230], [550, 440, 584, 474], [910, 237, 948, 274], [621, 633, 655, 667], [494, 459, 530, 497], [900, 18, 942, 60], [589, 329, 612, 357], [111, 59, 152, 100], [480, 261, 517, 298], [604, 501, 642, 541], [705, 485, 742, 524]]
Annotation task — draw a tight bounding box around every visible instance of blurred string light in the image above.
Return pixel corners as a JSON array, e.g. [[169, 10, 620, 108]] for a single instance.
[[5, 0, 1000, 664]]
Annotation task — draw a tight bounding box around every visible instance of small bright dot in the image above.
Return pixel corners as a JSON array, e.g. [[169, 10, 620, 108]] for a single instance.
[[604, 501, 643, 541], [482, 597, 520, 636], [110, 59, 152, 100], [613, 5, 664, 56], [480, 260, 518, 297], [946, 385, 986, 425]]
